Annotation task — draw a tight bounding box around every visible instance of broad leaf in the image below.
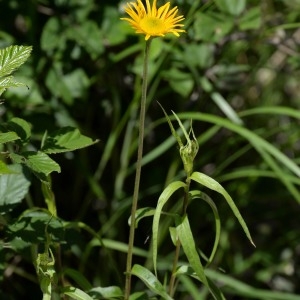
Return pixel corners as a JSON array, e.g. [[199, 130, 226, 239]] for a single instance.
[[0, 164, 31, 209], [131, 264, 173, 300], [41, 127, 98, 154], [0, 161, 16, 175], [0, 45, 32, 78], [0, 76, 25, 96], [7, 117, 31, 143], [10, 151, 61, 181], [214, 0, 246, 15], [0, 132, 20, 144]]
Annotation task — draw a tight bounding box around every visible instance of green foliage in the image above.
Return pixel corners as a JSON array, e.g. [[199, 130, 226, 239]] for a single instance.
[[0, 45, 32, 96], [1, 0, 300, 299]]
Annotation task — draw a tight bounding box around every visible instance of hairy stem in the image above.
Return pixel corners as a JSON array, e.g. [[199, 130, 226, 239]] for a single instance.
[[124, 39, 151, 300]]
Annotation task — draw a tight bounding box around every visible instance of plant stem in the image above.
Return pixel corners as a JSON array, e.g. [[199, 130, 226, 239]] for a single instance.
[[124, 39, 151, 300], [169, 177, 191, 297]]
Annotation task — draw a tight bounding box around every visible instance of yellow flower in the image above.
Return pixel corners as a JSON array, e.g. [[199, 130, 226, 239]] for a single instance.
[[121, 0, 185, 40]]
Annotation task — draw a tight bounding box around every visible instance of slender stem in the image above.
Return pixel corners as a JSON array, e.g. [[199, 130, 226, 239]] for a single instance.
[[124, 39, 151, 300], [169, 177, 191, 296]]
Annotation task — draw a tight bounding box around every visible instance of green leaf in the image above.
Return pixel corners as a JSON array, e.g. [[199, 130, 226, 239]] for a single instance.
[[129, 207, 156, 228], [7, 211, 65, 244], [62, 286, 93, 300], [10, 151, 61, 181], [0, 131, 20, 144], [206, 268, 300, 300], [40, 17, 65, 52], [131, 264, 173, 300], [190, 171, 255, 247], [7, 117, 31, 143], [63, 268, 92, 291], [175, 266, 226, 300], [194, 12, 234, 42], [0, 76, 25, 96], [88, 286, 123, 299], [239, 7, 262, 30], [189, 190, 221, 266], [152, 181, 186, 275], [0, 161, 16, 175], [129, 292, 149, 300], [175, 215, 208, 286], [0, 164, 31, 209], [0, 45, 32, 78], [41, 127, 98, 154], [178, 111, 300, 203], [214, 0, 246, 15]]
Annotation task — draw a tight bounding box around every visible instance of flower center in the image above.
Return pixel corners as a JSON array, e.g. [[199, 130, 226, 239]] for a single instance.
[[140, 17, 166, 34]]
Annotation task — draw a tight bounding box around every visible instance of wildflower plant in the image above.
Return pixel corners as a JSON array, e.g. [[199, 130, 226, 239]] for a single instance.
[[121, 0, 254, 299]]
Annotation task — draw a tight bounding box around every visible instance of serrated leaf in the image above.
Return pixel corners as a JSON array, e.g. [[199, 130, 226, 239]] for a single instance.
[[190, 171, 255, 247], [0, 131, 20, 144], [0, 45, 32, 78], [152, 181, 186, 275], [41, 127, 98, 154], [0, 164, 31, 207], [131, 264, 173, 300], [0, 76, 25, 96], [10, 151, 60, 181], [62, 286, 93, 300]]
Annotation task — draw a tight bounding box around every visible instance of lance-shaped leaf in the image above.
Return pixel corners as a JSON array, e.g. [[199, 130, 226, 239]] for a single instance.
[[152, 181, 186, 275], [190, 171, 255, 246], [189, 190, 221, 266], [131, 264, 173, 300], [176, 215, 208, 286]]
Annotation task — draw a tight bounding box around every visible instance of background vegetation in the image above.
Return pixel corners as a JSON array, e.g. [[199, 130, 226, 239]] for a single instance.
[[1, 0, 300, 299]]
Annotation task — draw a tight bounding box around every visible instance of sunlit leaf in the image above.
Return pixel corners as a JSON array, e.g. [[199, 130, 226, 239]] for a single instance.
[[0, 45, 32, 78]]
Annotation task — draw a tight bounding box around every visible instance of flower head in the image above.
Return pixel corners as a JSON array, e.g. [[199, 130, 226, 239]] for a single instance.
[[121, 0, 185, 40]]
